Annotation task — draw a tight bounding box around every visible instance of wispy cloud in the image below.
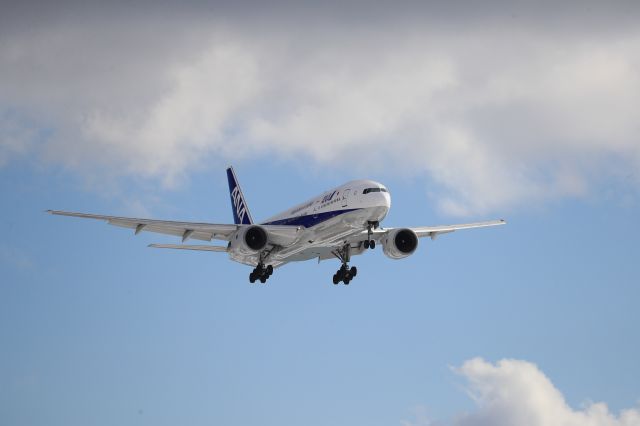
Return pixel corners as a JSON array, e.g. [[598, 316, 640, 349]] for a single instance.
[[0, 244, 33, 270], [0, 111, 38, 167], [2, 2, 640, 215], [402, 404, 437, 426]]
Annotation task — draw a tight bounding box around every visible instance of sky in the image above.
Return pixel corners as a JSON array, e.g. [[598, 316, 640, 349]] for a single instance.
[[1, 1, 640, 425]]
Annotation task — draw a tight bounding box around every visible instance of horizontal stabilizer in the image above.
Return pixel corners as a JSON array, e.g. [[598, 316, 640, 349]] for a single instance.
[[148, 244, 228, 252]]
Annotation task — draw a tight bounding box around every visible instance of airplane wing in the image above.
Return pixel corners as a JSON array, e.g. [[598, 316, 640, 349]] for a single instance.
[[48, 210, 238, 242], [408, 219, 506, 239], [148, 244, 228, 251], [47, 210, 301, 244], [362, 219, 506, 241], [269, 219, 506, 264]]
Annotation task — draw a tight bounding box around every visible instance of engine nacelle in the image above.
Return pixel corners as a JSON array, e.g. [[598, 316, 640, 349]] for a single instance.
[[230, 225, 269, 255], [382, 228, 419, 259]]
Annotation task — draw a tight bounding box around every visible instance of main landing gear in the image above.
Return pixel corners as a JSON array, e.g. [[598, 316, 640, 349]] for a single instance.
[[332, 244, 357, 285], [363, 221, 378, 250], [249, 263, 273, 284], [333, 264, 357, 285]]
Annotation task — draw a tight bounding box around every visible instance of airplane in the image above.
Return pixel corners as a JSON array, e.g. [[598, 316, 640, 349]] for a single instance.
[[48, 166, 505, 285]]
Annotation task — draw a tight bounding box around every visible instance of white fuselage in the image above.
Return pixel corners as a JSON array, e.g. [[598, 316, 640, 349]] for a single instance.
[[229, 180, 391, 265]]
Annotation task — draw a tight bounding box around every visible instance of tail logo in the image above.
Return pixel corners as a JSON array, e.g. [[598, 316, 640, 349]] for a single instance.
[[231, 186, 248, 224]]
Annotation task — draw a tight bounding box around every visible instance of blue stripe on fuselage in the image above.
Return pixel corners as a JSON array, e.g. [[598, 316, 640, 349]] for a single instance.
[[262, 208, 360, 228]]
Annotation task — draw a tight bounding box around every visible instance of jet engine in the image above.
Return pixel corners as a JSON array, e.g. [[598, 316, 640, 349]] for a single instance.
[[381, 228, 418, 259], [230, 225, 269, 254]]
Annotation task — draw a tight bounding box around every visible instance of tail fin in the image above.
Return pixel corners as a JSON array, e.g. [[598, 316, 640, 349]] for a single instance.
[[226, 166, 254, 225]]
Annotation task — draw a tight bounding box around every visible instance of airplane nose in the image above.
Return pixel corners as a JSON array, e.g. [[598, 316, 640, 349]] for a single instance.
[[381, 191, 391, 209], [377, 191, 391, 212], [377, 192, 391, 221]]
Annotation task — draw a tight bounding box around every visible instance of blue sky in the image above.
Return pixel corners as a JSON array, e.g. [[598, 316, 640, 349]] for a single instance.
[[2, 2, 640, 425], [2, 160, 639, 425]]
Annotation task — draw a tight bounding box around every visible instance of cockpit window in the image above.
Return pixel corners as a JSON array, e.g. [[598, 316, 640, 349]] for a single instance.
[[363, 187, 387, 194]]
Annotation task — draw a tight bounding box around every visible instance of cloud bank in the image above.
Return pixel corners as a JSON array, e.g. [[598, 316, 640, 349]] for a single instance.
[[1, 2, 639, 214], [452, 358, 640, 426]]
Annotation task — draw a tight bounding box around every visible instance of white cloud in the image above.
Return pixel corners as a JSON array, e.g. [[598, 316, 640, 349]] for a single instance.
[[452, 358, 640, 426], [1, 4, 640, 214], [81, 39, 263, 184]]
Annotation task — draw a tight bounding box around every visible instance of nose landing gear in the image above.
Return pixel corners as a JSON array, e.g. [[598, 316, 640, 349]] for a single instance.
[[363, 221, 378, 249]]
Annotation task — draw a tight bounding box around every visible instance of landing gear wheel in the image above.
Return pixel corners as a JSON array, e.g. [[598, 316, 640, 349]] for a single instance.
[[365, 222, 378, 250], [250, 262, 274, 284], [331, 243, 358, 285]]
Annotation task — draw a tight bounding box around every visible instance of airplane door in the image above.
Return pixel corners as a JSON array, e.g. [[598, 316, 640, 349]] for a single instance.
[[342, 189, 350, 207]]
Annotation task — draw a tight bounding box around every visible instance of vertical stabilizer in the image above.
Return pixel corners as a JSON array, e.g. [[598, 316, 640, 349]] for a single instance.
[[226, 167, 254, 225]]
